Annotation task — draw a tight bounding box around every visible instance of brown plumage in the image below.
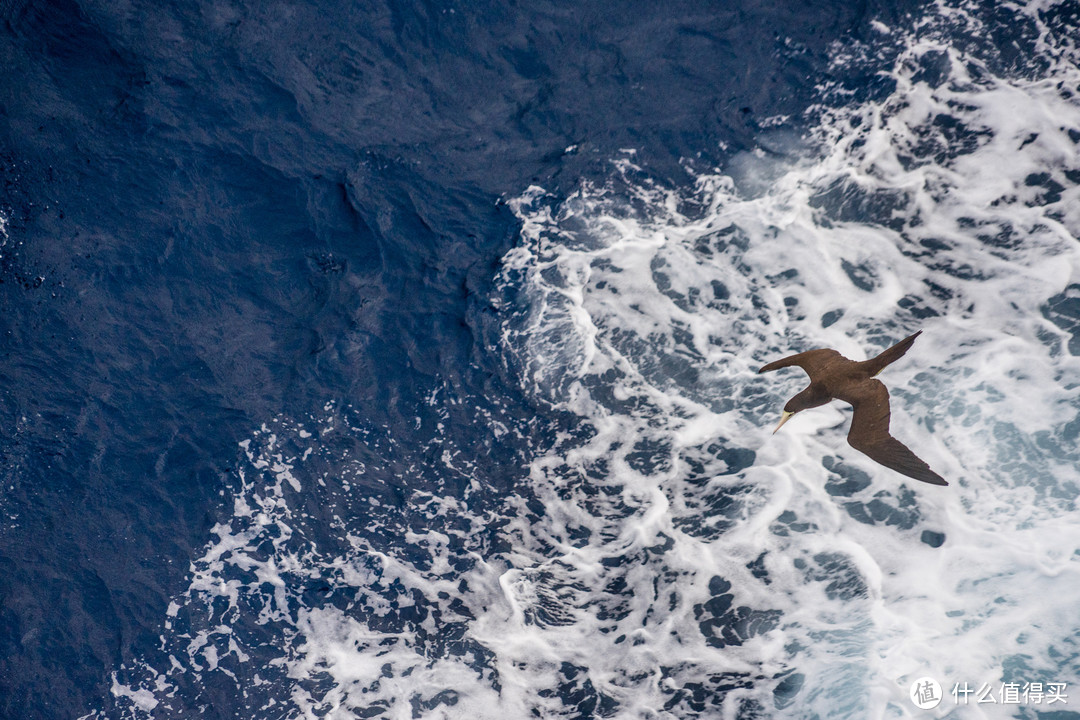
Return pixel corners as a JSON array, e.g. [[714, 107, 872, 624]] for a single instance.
[[759, 331, 947, 486]]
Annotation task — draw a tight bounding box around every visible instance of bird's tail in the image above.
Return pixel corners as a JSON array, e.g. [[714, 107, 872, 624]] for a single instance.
[[863, 331, 922, 377]]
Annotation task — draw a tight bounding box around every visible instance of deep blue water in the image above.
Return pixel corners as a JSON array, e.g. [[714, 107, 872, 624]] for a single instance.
[[4, 1, 1080, 718]]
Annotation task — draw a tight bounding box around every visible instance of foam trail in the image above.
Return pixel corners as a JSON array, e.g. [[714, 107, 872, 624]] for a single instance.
[[490, 2, 1080, 715]]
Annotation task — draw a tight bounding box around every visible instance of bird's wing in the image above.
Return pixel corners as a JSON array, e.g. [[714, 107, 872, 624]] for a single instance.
[[842, 379, 948, 486], [861, 330, 922, 377], [758, 348, 843, 381]]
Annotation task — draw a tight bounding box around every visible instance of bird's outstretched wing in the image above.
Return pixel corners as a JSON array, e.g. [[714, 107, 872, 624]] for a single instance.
[[758, 348, 843, 381], [861, 330, 922, 377], [842, 379, 948, 486]]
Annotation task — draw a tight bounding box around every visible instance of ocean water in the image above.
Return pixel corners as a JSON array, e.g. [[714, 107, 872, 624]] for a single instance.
[[3, 0, 1080, 718]]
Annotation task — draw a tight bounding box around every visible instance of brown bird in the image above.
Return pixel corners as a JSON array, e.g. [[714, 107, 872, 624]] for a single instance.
[[759, 331, 947, 486]]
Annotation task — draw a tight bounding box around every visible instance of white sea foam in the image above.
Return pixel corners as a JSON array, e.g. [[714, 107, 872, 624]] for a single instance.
[[486, 3, 1080, 716], [88, 1, 1080, 719]]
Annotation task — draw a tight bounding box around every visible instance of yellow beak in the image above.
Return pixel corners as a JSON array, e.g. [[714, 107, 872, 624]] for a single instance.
[[773, 410, 794, 434]]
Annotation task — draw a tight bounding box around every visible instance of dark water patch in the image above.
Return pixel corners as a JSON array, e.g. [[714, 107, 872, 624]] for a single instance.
[[920, 237, 953, 252], [544, 662, 619, 718], [665, 440, 751, 535], [747, 552, 771, 585], [1062, 413, 1080, 443], [679, 451, 714, 488], [898, 113, 992, 170], [771, 510, 818, 536], [573, 367, 646, 416], [355, 702, 391, 719], [809, 177, 911, 232], [773, 671, 806, 709], [822, 308, 844, 328], [1033, 427, 1080, 466], [694, 575, 782, 648], [908, 48, 952, 88], [676, 437, 754, 476], [823, 456, 873, 496], [647, 532, 676, 558], [410, 688, 461, 716], [888, 1, 1055, 85], [652, 257, 696, 313], [0, 135, 541, 717], [626, 437, 673, 476], [841, 258, 879, 292], [768, 267, 799, 283], [671, 321, 706, 365], [920, 530, 946, 548], [1040, 0, 1080, 50], [599, 326, 705, 399], [974, 220, 1024, 251], [972, 2, 1055, 79], [661, 667, 757, 717], [1043, 284, 1080, 355], [783, 294, 806, 321], [4, 0, 148, 138], [801, 552, 868, 602], [920, 278, 954, 302], [897, 293, 941, 320], [522, 571, 584, 628], [823, 66, 899, 108], [592, 577, 635, 623], [674, 483, 753, 541], [843, 486, 920, 529], [702, 224, 752, 254], [546, 462, 637, 531], [659, 350, 705, 389], [992, 421, 1077, 501], [946, 397, 982, 428], [1024, 172, 1066, 206]]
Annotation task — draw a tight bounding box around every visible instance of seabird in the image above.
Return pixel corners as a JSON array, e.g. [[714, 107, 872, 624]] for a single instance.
[[759, 330, 947, 486]]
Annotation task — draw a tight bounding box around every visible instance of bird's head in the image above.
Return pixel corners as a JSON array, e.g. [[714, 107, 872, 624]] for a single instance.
[[771, 385, 832, 434], [773, 395, 818, 434], [773, 402, 799, 434]]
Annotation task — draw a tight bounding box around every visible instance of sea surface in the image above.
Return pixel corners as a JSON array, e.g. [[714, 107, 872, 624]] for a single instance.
[[2, 0, 1080, 718]]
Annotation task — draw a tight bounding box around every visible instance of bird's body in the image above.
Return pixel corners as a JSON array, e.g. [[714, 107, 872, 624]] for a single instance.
[[759, 331, 947, 486]]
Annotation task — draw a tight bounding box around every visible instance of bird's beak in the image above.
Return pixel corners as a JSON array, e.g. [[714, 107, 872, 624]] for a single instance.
[[773, 410, 794, 434]]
